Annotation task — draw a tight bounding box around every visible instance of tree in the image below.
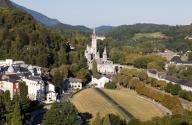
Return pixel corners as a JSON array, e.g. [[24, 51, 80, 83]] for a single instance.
[[3, 90, 10, 104], [11, 102, 23, 125], [70, 63, 79, 76], [102, 115, 111, 125], [92, 59, 97, 76], [92, 113, 102, 125], [53, 69, 63, 88], [167, 64, 177, 75], [188, 52, 192, 62], [165, 83, 181, 95], [43, 102, 81, 125], [58, 46, 67, 65], [0, 95, 5, 125], [147, 61, 163, 71], [19, 81, 28, 101], [133, 57, 150, 69], [108, 114, 127, 125], [76, 68, 89, 83], [128, 119, 141, 125], [104, 82, 117, 89], [59, 65, 70, 79]]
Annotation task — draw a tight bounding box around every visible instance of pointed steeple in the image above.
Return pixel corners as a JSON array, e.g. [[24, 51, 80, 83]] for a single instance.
[[103, 47, 107, 61], [93, 28, 96, 35]]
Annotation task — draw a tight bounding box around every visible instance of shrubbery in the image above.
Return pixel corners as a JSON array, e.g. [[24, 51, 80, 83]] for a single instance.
[[130, 81, 185, 114], [92, 113, 127, 125], [133, 55, 166, 70], [128, 112, 192, 125], [104, 82, 117, 89]]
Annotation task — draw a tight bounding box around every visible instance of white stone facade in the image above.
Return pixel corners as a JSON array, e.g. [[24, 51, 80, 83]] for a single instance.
[[45, 83, 57, 103], [22, 77, 45, 101], [68, 78, 82, 90], [90, 76, 110, 88], [147, 69, 192, 92], [85, 29, 116, 74]]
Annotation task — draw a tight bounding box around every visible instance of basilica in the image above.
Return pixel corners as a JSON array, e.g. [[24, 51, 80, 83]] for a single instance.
[[85, 29, 116, 74]]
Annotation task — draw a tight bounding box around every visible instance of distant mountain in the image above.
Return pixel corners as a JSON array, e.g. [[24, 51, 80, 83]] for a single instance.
[[11, 1, 92, 33], [95, 25, 114, 34], [0, 0, 13, 7], [52, 23, 92, 33], [12, 2, 60, 26], [108, 23, 170, 34], [105, 23, 171, 40]]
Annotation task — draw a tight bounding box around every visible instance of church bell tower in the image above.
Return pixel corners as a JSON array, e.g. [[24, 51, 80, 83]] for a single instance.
[[92, 28, 97, 58]]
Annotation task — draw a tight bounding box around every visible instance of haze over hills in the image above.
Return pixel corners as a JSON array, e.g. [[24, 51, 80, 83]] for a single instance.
[[12, 2, 60, 26], [1, 0, 177, 35], [0, 0, 122, 34], [95, 25, 114, 34]]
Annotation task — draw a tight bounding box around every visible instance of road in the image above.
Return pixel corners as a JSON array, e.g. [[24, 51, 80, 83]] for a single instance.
[[95, 88, 134, 120]]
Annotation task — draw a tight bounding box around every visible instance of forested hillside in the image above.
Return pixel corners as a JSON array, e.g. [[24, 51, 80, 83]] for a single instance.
[[104, 23, 192, 52], [0, 7, 89, 68], [97, 23, 192, 65]]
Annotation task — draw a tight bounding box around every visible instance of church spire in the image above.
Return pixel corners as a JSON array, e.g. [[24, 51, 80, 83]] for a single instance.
[[103, 47, 107, 61], [92, 28, 96, 39], [93, 28, 96, 35]]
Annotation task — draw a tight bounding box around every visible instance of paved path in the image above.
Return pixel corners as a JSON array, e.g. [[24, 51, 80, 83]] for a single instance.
[[95, 88, 134, 120]]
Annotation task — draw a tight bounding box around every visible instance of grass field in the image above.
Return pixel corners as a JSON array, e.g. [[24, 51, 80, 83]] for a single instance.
[[133, 32, 168, 40], [103, 89, 164, 121], [71, 88, 124, 119]]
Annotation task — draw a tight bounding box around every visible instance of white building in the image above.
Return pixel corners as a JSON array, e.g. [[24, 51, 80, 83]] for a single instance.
[[67, 78, 83, 90], [89, 75, 111, 88], [147, 69, 192, 92], [0, 59, 25, 67], [45, 82, 57, 103], [22, 76, 45, 101], [28, 65, 42, 76], [85, 29, 116, 74]]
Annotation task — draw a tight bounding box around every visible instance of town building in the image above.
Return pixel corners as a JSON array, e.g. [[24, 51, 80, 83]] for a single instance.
[[0, 59, 57, 102], [45, 82, 57, 103], [22, 76, 45, 101], [0, 73, 21, 99], [89, 74, 111, 88], [147, 69, 192, 92], [65, 78, 83, 90]]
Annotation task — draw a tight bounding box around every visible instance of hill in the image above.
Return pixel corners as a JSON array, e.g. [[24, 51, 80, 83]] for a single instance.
[[71, 88, 165, 121], [95, 25, 114, 34], [0, 0, 13, 7], [102, 89, 165, 121], [11, 1, 92, 33], [105, 23, 171, 40], [52, 23, 91, 33], [0, 7, 88, 68], [71, 88, 125, 120], [11, 2, 60, 26]]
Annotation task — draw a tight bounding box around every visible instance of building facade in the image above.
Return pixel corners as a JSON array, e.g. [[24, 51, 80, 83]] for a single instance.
[[89, 75, 111, 88], [22, 76, 45, 101], [85, 29, 116, 74]]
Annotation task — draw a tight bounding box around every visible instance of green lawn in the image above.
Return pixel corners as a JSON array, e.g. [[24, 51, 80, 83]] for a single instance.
[[133, 32, 168, 40], [103, 88, 165, 121], [71, 88, 125, 119]]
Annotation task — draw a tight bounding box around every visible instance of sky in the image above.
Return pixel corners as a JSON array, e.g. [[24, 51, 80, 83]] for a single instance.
[[11, 0, 192, 28]]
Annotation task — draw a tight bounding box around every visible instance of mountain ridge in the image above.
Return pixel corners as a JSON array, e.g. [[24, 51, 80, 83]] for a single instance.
[[11, 1, 60, 26]]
